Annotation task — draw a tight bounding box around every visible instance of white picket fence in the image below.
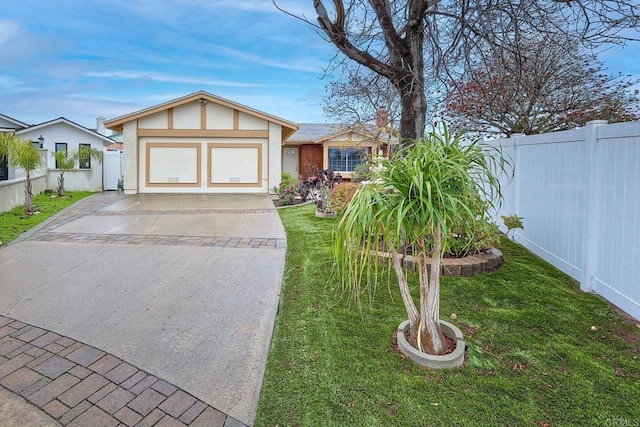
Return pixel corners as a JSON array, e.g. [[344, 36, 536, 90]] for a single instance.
[[490, 120, 640, 320]]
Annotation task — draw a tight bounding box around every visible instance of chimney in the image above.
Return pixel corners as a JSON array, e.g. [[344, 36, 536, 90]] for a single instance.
[[376, 109, 388, 128], [96, 116, 106, 135]]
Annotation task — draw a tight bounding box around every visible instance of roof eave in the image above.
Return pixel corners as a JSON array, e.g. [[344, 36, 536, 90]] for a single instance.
[[104, 91, 299, 134]]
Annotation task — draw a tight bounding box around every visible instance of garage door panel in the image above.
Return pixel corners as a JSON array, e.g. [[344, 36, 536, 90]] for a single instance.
[[146, 143, 201, 187], [208, 143, 262, 187]]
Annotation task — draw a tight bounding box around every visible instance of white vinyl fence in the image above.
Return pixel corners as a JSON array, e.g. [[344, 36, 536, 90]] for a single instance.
[[490, 120, 640, 320]]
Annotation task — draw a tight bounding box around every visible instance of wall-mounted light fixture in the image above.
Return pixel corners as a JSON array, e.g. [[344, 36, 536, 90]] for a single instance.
[[32, 135, 44, 148]]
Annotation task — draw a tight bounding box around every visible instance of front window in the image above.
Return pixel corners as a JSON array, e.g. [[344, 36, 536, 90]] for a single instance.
[[0, 157, 8, 181], [55, 143, 67, 169], [328, 147, 369, 172], [79, 144, 91, 169]]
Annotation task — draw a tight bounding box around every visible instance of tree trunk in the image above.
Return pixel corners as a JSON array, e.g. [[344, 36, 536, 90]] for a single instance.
[[57, 173, 65, 197], [417, 228, 446, 355], [24, 173, 33, 216], [397, 80, 427, 145], [389, 247, 419, 342], [314, 0, 428, 144]]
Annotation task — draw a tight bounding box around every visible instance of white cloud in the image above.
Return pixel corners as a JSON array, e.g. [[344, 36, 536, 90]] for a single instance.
[[0, 74, 33, 93], [213, 45, 325, 73], [85, 71, 264, 88], [0, 20, 22, 45]]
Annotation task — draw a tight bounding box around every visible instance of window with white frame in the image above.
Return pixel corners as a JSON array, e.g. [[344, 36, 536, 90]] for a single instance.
[[79, 144, 91, 169], [327, 147, 370, 172], [55, 143, 67, 169]]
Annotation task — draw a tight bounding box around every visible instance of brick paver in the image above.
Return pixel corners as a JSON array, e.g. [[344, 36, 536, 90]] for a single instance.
[[30, 231, 286, 250], [0, 315, 247, 426], [1, 193, 272, 426], [21, 192, 285, 251]]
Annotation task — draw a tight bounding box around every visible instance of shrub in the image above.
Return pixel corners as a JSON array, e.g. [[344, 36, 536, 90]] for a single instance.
[[298, 169, 343, 213], [274, 173, 299, 206], [351, 162, 372, 182], [330, 182, 360, 215]]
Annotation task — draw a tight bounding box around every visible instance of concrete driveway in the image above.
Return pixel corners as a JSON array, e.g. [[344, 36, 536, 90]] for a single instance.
[[0, 193, 286, 425]]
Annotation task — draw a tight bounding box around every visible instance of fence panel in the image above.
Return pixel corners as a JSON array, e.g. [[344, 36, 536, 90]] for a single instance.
[[492, 121, 640, 320], [590, 123, 640, 317]]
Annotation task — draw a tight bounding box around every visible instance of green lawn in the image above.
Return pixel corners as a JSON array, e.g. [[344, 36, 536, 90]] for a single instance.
[[256, 204, 640, 426], [0, 191, 94, 246]]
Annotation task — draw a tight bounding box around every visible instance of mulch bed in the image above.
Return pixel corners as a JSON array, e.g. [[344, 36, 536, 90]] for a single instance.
[[392, 327, 457, 356]]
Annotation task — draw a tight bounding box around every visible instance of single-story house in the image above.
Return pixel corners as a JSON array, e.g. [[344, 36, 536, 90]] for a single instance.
[[14, 117, 114, 192], [104, 91, 298, 195], [0, 115, 113, 191], [0, 114, 116, 211], [0, 114, 30, 181], [283, 123, 395, 180]]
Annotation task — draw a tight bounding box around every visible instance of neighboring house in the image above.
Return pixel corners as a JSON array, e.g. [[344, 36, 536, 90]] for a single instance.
[[283, 123, 395, 180], [0, 114, 30, 182], [104, 91, 298, 195], [14, 117, 114, 192]]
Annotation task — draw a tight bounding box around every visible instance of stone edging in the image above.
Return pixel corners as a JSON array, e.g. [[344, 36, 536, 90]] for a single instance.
[[376, 248, 503, 276], [0, 316, 246, 426], [273, 200, 314, 210], [397, 320, 465, 369]]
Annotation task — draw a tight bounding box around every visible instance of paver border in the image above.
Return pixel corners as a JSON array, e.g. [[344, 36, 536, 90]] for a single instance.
[[0, 315, 247, 427]]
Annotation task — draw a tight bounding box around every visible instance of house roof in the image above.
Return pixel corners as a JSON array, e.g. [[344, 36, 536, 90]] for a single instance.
[[286, 123, 397, 144], [104, 91, 299, 140], [106, 142, 124, 151], [0, 113, 29, 131], [15, 117, 114, 144]]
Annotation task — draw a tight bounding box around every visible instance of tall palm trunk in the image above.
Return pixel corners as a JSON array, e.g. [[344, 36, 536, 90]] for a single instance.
[[24, 172, 34, 215], [57, 173, 66, 197]]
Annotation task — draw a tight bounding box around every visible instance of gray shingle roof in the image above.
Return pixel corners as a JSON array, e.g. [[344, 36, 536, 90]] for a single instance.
[[287, 123, 396, 144]]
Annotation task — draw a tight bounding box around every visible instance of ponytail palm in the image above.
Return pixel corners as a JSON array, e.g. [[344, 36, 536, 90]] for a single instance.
[[334, 125, 507, 355]]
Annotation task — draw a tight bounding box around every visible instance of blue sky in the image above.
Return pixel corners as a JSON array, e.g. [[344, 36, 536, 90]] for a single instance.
[[2, 0, 639, 131]]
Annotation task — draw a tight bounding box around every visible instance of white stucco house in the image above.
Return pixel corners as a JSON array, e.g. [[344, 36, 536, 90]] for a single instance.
[[0, 114, 115, 212], [16, 117, 114, 192], [104, 91, 298, 194]]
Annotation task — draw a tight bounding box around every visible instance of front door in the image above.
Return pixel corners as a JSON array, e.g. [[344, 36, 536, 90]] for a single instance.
[[283, 146, 299, 177]]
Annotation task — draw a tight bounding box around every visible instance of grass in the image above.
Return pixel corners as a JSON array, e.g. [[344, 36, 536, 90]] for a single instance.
[[0, 191, 94, 245], [256, 204, 640, 426]]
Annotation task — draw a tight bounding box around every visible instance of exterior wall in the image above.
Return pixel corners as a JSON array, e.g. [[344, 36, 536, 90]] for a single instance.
[[47, 169, 103, 192], [300, 144, 322, 178], [18, 124, 105, 171], [240, 112, 269, 130], [490, 120, 640, 320], [268, 123, 282, 192], [0, 174, 46, 213], [0, 151, 48, 213], [115, 98, 290, 194], [206, 104, 233, 129], [138, 112, 168, 129], [18, 124, 106, 192], [123, 120, 139, 194], [174, 103, 201, 129], [0, 117, 23, 129], [322, 132, 379, 179]]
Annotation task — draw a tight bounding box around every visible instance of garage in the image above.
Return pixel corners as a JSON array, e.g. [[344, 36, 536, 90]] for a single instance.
[[104, 91, 298, 194]]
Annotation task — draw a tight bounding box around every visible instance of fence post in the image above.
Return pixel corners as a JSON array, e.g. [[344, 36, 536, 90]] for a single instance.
[[509, 134, 523, 242], [582, 120, 607, 292]]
